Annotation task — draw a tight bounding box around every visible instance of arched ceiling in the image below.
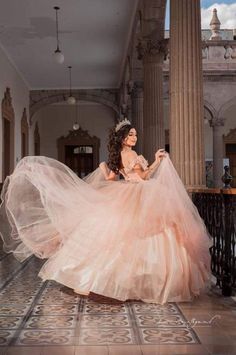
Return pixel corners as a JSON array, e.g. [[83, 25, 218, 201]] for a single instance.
[[0, 0, 140, 89]]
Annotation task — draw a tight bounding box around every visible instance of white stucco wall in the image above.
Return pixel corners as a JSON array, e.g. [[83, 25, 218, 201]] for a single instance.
[[0, 44, 30, 182], [31, 102, 116, 163]]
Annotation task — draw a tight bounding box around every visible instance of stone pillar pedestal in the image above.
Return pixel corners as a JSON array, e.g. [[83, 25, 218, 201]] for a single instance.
[[131, 82, 144, 154], [170, 0, 205, 188], [211, 118, 225, 187]]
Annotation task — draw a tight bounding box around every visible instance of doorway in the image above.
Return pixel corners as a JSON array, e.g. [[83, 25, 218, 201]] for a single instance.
[[65, 145, 93, 178], [57, 127, 100, 178]]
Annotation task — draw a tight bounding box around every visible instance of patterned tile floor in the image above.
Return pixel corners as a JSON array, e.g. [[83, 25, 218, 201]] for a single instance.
[[0, 247, 236, 355]]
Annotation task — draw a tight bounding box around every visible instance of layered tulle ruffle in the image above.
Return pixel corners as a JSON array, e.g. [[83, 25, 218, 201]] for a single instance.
[[0, 155, 212, 304]]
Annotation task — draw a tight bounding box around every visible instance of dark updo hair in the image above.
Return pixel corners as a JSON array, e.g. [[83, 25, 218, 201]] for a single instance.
[[107, 124, 133, 174]]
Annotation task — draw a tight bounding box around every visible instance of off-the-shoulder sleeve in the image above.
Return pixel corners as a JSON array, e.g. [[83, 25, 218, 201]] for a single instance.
[[124, 155, 148, 173]]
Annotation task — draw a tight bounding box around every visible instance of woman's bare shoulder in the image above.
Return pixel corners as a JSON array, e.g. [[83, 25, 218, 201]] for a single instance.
[[121, 150, 138, 160], [121, 150, 138, 169]]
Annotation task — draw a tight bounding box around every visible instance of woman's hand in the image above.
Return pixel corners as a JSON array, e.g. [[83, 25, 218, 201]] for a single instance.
[[99, 162, 117, 181], [99, 162, 109, 177], [99, 162, 107, 170], [155, 148, 166, 162]]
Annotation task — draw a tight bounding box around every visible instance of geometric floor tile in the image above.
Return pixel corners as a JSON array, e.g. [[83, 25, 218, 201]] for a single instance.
[[24, 315, 77, 329], [15, 329, 76, 346], [38, 288, 80, 305], [0, 305, 30, 317], [0, 253, 201, 347], [0, 317, 22, 330], [1, 252, 235, 352], [139, 327, 199, 344], [32, 304, 78, 316], [75, 298, 200, 345], [0, 330, 16, 346], [79, 314, 131, 328], [77, 327, 136, 345]]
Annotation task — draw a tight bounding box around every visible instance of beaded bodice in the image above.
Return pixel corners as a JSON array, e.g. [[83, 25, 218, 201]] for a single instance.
[[120, 155, 148, 182]]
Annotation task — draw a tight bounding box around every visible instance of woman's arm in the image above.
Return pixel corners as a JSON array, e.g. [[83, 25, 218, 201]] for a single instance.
[[145, 149, 166, 179], [106, 171, 117, 181], [133, 149, 166, 180], [99, 162, 117, 181]]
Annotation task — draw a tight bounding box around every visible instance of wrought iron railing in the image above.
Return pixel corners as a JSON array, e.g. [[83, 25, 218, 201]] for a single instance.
[[192, 188, 236, 296]]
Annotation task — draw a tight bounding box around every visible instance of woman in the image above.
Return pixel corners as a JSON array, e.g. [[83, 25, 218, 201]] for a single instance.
[[0, 119, 212, 304]]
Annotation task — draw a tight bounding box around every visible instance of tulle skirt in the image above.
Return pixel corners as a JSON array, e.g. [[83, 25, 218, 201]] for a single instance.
[[0, 155, 212, 304]]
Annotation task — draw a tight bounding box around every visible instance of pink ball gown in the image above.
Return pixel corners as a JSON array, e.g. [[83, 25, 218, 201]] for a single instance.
[[0, 154, 212, 304]]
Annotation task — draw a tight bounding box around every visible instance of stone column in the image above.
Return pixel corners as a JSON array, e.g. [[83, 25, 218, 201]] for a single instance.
[[126, 96, 132, 122], [137, 39, 166, 162], [131, 82, 144, 154], [211, 118, 225, 187], [170, 0, 205, 188]]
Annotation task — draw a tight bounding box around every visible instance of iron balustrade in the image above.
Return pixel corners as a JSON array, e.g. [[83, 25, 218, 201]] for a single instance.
[[192, 188, 236, 296]]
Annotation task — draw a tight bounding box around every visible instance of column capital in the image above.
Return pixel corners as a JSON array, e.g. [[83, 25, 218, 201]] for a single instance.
[[136, 37, 168, 61], [210, 117, 226, 127]]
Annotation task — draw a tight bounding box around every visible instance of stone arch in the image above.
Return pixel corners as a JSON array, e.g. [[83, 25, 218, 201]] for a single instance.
[[2, 87, 15, 179], [21, 108, 29, 157], [203, 100, 217, 121], [218, 96, 236, 120], [30, 89, 119, 124]]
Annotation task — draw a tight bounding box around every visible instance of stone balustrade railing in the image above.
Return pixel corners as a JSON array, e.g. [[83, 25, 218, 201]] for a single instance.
[[163, 39, 236, 70]]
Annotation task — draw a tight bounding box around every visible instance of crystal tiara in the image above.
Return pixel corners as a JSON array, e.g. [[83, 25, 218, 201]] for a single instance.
[[115, 118, 131, 132]]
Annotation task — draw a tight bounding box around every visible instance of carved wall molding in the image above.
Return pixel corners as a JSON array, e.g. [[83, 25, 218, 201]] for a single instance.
[[2, 88, 14, 121], [223, 128, 236, 143], [30, 89, 119, 124]]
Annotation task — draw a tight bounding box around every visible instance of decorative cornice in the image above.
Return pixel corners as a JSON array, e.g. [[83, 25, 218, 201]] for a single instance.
[[223, 128, 236, 142], [210, 117, 226, 127], [58, 126, 100, 144]]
